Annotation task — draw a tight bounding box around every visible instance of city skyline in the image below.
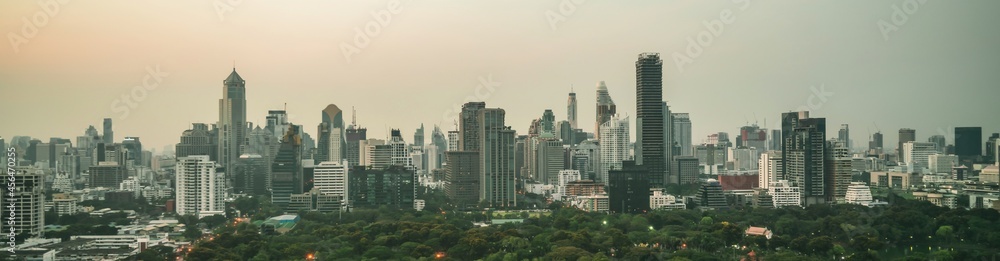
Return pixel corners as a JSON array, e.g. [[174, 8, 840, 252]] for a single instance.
[[2, 1, 999, 153]]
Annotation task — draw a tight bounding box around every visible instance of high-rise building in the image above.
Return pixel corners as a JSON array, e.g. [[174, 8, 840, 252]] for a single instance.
[[729, 147, 759, 171], [955, 127, 983, 162], [838, 124, 850, 151], [121, 137, 142, 167], [459, 102, 486, 152], [869, 132, 884, 155], [781, 111, 827, 206], [739, 125, 768, 152], [568, 89, 578, 129], [176, 155, 225, 218], [478, 108, 517, 207], [271, 125, 303, 210], [219, 68, 248, 174], [608, 161, 650, 214], [430, 125, 448, 169], [317, 104, 346, 164], [758, 151, 782, 189], [413, 123, 425, 147], [825, 141, 852, 203], [536, 136, 564, 185], [447, 130, 459, 152], [672, 113, 692, 156], [103, 118, 114, 144], [897, 128, 916, 162], [176, 123, 219, 161], [314, 160, 349, 203], [4, 167, 44, 237], [635, 53, 667, 187], [444, 151, 479, 208], [349, 165, 415, 209], [346, 126, 368, 168], [986, 133, 999, 164], [928, 135, 946, 153], [540, 109, 556, 134], [903, 141, 937, 171], [234, 154, 269, 196], [769, 130, 782, 152], [769, 180, 801, 208], [663, 102, 676, 184], [89, 162, 125, 189], [595, 81, 617, 139], [265, 110, 289, 140], [672, 156, 699, 184], [599, 116, 629, 184], [928, 154, 958, 174]]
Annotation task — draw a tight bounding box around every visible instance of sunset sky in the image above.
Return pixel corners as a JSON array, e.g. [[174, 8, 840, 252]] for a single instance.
[[1, 1, 998, 153]]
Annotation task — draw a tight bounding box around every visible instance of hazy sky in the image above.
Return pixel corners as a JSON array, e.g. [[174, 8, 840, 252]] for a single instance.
[[1, 1, 998, 154]]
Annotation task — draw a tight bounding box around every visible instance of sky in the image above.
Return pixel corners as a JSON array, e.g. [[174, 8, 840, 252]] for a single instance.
[[1, 1, 998, 154]]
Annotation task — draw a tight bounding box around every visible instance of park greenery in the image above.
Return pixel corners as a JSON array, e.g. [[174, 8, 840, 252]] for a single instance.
[[134, 190, 1000, 261]]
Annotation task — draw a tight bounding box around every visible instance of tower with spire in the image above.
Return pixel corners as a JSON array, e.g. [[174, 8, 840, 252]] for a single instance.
[[595, 81, 617, 140], [219, 67, 247, 179], [568, 86, 578, 130]]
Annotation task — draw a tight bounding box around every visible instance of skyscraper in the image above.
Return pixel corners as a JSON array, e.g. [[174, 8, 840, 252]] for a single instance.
[[986, 133, 999, 164], [663, 102, 676, 184], [3, 167, 44, 237], [781, 111, 827, 206], [541, 109, 555, 134], [346, 126, 368, 168], [122, 136, 142, 167], [599, 116, 629, 184], [102, 118, 114, 144], [444, 151, 479, 209], [536, 135, 563, 185], [838, 124, 850, 151], [176, 155, 225, 218], [928, 135, 946, 153], [635, 53, 667, 187], [758, 151, 782, 189], [429, 125, 447, 169], [265, 110, 289, 140], [349, 165, 415, 209], [177, 123, 219, 161], [903, 141, 937, 171], [219, 68, 247, 174], [413, 124, 425, 147], [479, 108, 517, 207], [869, 132, 884, 155], [955, 127, 983, 162], [317, 104, 346, 164], [567, 89, 578, 129], [595, 81, 617, 139], [234, 154, 269, 196], [825, 141, 852, 203], [672, 113, 692, 156], [313, 160, 349, 203], [271, 125, 303, 210], [447, 130, 459, 152], [459, 102, 486, 152], [897, 128, 915, 162]]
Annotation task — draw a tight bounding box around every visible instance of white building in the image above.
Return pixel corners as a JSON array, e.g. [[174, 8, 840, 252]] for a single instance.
[[120, 176, 140, 196], [768, 180, 801, 208], [554, 170, 582, 201], [52, 196, 79, 216], [52, 172, 74, 192], [3, 166, 45, 237], [175, 156, 225, 218], [650, 190, 685, 210], [903, 141, 937, 172], [729, 147, 759, 171], [928, 154, 958, 174], [758, 151, 781, 189], [844, 182, 874, 206], [599, 116, 629, 184], [314, 160, 349, 201], [982, 166, 999, 183]]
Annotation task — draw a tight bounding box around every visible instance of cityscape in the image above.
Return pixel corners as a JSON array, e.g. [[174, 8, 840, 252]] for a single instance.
[[2, 2, 1000, 261]]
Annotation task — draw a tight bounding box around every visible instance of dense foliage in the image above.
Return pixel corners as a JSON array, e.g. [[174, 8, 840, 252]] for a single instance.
[[169, 192, 1000, 261]]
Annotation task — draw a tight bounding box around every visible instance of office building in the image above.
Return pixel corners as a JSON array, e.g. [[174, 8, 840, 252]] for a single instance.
[[738, 125, 768, 152], [928, 135, 946, 153], [479, 108, 517, 207], [781, 111, 827, 205], [903, 141, 937, 171], [758, 151, 781, 189], [288, 188, 343, 213], [608, 161, 650, 213], [218, 68, 248, 174], [234, 154, 269, 196], [955, 127, 983, 162], [313, 160, 349, 203], [595, 81, 617, 140], [672, 113, 692, 156], [444, 151, 480, 208], [317, 104, 346, 164], [271, 125, 303, 210], [103, 118, 114, 144], [89, 162, 125, 189], [175, 155, 225, 218], [768, 180, 801, 208], [599, 116, 629, 184], [447, 130, 459, 152], [897, 128, 916, 162], [672, 156, 699, 184], [567, 89, 578, 129], [650, 189, 685, 210], [176, 123, 219, 161], [729, 147, 759, 171], [3, 167, 44, 237], [265, 110, 290, 140], [635, 53, 667, 187], [869, 132, 884, 155], [536, 136, 564, 185], [696, 179, 727, 209], [346, 126, 368, 168], [121, 137, 142, 167], [838, 124, 850, 151], [349, 165, 415, 209], [928, 154, 958, 174]]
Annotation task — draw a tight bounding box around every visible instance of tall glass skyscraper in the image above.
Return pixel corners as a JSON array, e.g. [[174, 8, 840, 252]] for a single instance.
[[219, 69, 247, 174], [635, 53, 667, 187]]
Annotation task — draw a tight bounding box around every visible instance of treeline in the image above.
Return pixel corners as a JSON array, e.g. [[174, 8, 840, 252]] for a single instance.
[[155, 192, 1000, 261]]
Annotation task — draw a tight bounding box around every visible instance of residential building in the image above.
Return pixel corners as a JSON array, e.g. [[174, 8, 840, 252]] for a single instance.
[[768, 180, 801, 208], [175, 155, 225, 218], [608, 161, 650, 213]]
